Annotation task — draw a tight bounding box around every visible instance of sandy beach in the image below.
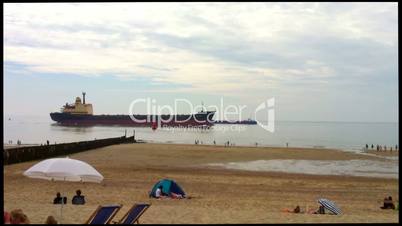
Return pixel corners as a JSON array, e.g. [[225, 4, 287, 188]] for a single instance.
[[3, 143, 399, 223]]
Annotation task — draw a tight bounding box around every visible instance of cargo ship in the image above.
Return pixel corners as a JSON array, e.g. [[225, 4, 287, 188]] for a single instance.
[[50, 93, 215, 128]]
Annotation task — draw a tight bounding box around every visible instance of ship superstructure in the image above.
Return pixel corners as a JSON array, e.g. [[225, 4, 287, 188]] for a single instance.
[[61, 92, 93, 115]]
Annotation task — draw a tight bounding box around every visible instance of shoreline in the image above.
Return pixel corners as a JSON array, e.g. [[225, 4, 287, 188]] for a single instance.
[[364, 149, 399, 157], [4, 135, 398, 156]]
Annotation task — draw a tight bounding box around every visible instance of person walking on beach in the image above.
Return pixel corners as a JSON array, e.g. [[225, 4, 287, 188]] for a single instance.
[[396, 145, 398, 150], [371, 144, 374, 149], [47, 140, 50, 146], [366, 144, 368, 150], [286, 142, 289, 148]]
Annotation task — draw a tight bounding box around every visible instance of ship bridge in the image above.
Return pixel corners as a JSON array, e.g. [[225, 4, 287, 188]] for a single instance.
[[61, 92, 93, 115]]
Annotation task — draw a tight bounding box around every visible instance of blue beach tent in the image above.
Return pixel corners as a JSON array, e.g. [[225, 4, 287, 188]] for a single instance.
[[149, 179, 186, 198]]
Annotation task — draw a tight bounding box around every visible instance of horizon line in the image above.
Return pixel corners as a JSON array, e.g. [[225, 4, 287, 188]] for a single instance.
[[3, 113, 398, 124]]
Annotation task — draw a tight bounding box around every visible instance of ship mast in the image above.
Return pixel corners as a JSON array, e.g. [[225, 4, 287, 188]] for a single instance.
[[82, 92, 86, 104]]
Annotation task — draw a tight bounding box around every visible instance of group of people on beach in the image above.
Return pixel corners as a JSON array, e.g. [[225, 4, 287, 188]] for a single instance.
[[6, 140, 22, 145], [224, 141, 235, 147], [194, 139, 235, 147], [283, 205, 326, 214], [4, 190, 86, 224], [4, 209, 30, 224], [4, 209, 58, 224], [53, 190, 86, 205], [283, 195, 398, 215], [364, 144, 398, 152], [381, 196, 398, 210]]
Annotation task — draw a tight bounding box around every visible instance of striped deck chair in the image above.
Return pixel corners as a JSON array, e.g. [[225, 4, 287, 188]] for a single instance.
[[113, 203, 151, 224], [85, 204, 122, 224]]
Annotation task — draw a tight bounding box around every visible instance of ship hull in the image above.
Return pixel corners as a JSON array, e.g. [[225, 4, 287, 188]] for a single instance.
[[50, 112, 215, 127], [214, 120, 257, 125]]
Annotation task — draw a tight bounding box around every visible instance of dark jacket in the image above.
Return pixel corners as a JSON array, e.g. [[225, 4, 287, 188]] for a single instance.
[[72, 195, 86, 205]]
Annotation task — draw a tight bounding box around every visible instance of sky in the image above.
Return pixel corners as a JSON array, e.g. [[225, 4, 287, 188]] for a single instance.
[[3, 2, 399, 122]]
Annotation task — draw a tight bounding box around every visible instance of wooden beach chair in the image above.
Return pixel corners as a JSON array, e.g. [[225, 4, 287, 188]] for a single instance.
[[113, 203, 151, 224], [85, 204, 122, 224]]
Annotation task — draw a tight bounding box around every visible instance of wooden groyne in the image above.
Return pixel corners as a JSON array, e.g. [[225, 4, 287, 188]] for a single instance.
[[3, 136, 136, 165]]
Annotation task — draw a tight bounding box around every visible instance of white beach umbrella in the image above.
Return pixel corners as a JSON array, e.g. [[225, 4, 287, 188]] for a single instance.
[[23, 157, 104, 183], [23, 157, 104, 223]]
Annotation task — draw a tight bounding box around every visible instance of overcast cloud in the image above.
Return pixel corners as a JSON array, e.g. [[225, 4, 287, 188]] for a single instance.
[[3, 3, 398, 121]]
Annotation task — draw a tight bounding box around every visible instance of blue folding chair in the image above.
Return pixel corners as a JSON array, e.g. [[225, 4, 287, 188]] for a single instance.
[[114, 203, 151, 224], [85, 204, 122, 224]]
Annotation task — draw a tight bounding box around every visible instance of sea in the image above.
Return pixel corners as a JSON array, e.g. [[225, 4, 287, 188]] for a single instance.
[[4, 115, 399, 178]]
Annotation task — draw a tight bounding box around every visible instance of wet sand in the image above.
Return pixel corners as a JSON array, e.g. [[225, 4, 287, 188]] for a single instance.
[[365, 149, 399, 157], [3, 143, 399, 223]]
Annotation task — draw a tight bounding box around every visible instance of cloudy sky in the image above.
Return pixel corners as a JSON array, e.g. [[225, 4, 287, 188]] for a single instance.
[[4, 2, 398, 122]]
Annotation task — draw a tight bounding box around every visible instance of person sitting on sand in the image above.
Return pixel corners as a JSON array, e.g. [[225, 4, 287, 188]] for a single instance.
[[4, 211, 11, 224], [45, 215, 57, 224], [10, 209, 30, 224], [72, 189, 85, 205], [53, 192, 67, 204], [381, 196, 395, 209], [307, 205, 325, 214], [282, 205, 302, 213]]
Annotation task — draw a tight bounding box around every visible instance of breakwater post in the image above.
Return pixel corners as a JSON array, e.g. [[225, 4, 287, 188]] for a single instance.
[[3, 136, 136, 165]]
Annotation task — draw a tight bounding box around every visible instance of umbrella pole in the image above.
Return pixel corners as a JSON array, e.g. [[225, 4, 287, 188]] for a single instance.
[[60, 178, 65, 224]]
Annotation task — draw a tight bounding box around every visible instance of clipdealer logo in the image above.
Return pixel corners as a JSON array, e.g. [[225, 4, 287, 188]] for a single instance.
[[128, 97, 275, 133], [254, 97, 275, 132]]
